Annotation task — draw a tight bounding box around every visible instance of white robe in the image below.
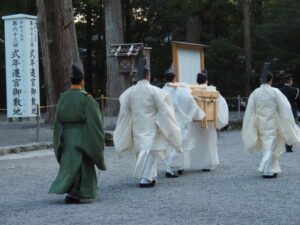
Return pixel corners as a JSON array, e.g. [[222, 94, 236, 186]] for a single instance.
[[162, 83, 206, 170], [242, 84, 300, 174], [113, 80, 183, 180], [184, 84, 229, 170]]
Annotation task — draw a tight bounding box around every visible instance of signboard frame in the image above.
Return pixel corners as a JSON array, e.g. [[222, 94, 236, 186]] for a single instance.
[[171, 41, 209, 84]]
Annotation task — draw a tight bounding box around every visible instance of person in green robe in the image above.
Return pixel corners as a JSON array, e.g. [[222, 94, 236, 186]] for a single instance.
[[49, 63, 106, 204]]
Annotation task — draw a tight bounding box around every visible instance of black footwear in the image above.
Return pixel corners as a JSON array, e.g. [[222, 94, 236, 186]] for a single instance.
[[178, 170, 184, 175], [139, 180, 156, 188], [165, 171, 178, 178], [286, 145, 293, 152], [262, 173, 277, 179], [202, 169, 211, 172], [64, 196, 81, 204]]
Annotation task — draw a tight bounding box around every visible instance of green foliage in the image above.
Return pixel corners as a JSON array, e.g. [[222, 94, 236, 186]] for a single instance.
[[253, 0, 300, 87], [206, 38, 244, 96]]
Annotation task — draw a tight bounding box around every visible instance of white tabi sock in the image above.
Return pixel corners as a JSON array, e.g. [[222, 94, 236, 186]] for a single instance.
[[166, 167, 176, 175], [263, 172, 275, 176], [140, 178, 151, 184]]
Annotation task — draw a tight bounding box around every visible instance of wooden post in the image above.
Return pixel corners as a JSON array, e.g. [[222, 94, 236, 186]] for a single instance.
[[36, 104, 40, 142], [238, 95, 241, 120], [100, 95, 105, 120]]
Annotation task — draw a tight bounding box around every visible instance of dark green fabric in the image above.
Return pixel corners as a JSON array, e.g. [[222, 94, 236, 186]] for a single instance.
[[49, 88, 105, 199]]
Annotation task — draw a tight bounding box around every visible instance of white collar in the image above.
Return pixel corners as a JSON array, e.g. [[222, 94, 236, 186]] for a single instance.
[[137, 79, 150, 85]]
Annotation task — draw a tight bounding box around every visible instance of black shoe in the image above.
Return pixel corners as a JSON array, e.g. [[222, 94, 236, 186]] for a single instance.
[[165, 171, 178, 178], [262, 173, 277, 179], [286, 145, 293, 152], [202, 169, 211, 172], [64, 196, 81, 204], [139, 180, 156, 188], [178, 170, 184, 175]]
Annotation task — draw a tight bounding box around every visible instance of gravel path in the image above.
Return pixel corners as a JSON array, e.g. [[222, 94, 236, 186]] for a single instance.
[[1, 130, 300, 225]]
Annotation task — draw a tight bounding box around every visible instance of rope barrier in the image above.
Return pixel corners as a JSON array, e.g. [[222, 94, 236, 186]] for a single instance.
[[0, 96, 248, 112], [95, 96, 119, 101]]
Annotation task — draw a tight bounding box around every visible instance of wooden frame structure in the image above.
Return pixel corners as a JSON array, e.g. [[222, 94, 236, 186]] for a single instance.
[[167, 83, 219, 129], [171, 41, 209, 83], [191, 86, 219, 129]]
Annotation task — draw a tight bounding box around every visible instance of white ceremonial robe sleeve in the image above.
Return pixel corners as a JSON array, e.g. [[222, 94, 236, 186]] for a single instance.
[[113, 89, 134, 156], [178, 87, 206, 122], [153, 90, 183, 154], [242, 92, 259, 153], [217, 95, 229, 129]]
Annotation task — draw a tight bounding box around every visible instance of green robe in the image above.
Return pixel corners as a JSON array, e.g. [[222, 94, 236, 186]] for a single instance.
[[49, 88, 106, 199]]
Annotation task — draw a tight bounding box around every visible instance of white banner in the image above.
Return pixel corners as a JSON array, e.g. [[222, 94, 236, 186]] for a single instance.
[[2, 14, 40, 118]]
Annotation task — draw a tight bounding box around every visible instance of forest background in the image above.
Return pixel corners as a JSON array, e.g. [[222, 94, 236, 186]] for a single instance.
[[0, 0, 299, 113]]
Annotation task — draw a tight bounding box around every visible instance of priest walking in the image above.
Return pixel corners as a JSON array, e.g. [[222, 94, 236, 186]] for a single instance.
[[162, 72, 205, 177], [242, 63, 300, 178], [113, 58, 182, 187], [184, 72, 229, 171], [49, 63, 106, 203]]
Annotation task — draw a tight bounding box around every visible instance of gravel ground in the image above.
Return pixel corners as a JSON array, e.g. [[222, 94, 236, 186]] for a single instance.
[[1, 130, 300, 225]]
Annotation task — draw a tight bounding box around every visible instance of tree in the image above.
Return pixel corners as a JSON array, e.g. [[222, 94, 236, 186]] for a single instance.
[[37, 0, 81, 123], [243, 0, 252, 96], [185, 0, 202, 43], [104, 0, 128, 116]]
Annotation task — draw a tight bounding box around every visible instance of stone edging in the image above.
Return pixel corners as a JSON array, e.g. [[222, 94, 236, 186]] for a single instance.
[[0, 142, 53, 156]]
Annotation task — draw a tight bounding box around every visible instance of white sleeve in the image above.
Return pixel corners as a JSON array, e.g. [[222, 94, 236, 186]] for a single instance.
[[113, 89, 134, 156], [242, 92, 258, 153], [217, 95, 229, 128]]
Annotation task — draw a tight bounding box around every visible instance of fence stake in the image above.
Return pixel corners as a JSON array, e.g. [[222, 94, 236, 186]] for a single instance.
[[100, 95, 104, 120], [36, 104, 40, 143], [238, 95, 241, 120]]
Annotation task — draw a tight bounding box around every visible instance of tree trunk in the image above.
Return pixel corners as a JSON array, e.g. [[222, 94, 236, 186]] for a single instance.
[[104, 0, 129, 116], [186, 0, 202, 43], [243, 0, 252, 96], [37, 0, 81, 123], [122, 0, 133, 43], [186, 16, 202, 43], [84, 2, 94, 94], [96, 0, 106, 97]]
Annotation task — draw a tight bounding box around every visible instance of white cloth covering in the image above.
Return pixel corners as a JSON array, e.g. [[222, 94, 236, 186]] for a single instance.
[[242, 84, 300, 174], [162, 83, 205, 170], [113, 80, 183, 180], [184, 84, 229, 170]]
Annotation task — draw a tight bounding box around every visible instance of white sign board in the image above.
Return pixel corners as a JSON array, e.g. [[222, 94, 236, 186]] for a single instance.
[[2, 14, 40, 118], [172, 41, 207, 85], [178, 48, 201, 85]]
